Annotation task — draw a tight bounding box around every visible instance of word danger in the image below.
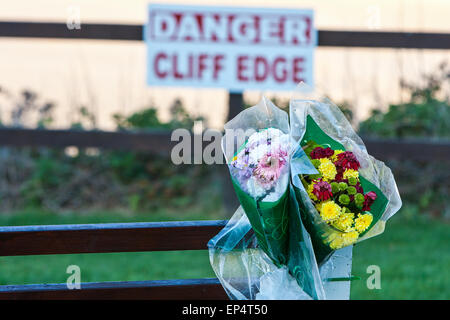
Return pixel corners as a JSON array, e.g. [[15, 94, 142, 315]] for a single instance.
[[149, 10, 313, 45]]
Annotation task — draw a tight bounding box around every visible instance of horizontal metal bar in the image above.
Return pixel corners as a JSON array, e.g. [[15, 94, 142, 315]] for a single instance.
[[0, 220, 227, 256], [1, 21, 449, 49], [0, 278, 227, 300]]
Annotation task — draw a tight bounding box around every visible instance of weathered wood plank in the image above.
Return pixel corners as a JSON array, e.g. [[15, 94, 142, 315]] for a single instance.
[[317, 30, 450, 49], [0, 22, 143, 40], [1, 21, 449, 49], [363, 137, 450, 162], [0, 278, 228, 300], [0, 128, 176, 154], [0, 220, 227, 256], [0, 128, 449, 161]]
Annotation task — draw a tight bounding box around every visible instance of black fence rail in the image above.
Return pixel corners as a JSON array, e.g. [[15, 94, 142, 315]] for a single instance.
[[1, 21, 450, 49], [0, 128, 449, 162], [0, 220, 228, 300]]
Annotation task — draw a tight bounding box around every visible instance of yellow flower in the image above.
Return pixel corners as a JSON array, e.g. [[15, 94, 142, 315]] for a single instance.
[[327, 226, 360, 250], [355, 213, 373, 233], [343, 168, 359, 180], [318, 158, 337, 181], [315, 202, 323, 212], [332, 212, 355, 232], [342, 229, 359, 246], [307, 182, 318, 201], [331, 149, 344, 162], [319, 200, 341, 221], [329, 234, 345, 250]]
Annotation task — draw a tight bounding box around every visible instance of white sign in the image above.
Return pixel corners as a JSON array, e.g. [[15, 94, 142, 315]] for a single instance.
[[145, 4, 315, 91]]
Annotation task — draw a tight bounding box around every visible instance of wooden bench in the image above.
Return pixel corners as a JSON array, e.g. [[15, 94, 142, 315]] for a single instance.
[[0, 220, 229, 299]]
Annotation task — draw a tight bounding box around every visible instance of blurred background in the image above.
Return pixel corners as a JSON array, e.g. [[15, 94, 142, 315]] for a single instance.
[[0, 0, 448, 300]]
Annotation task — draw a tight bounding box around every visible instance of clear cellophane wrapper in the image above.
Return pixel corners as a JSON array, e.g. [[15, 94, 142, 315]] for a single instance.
[[289, 84, 402, 265], [208, 97, 325, 300]]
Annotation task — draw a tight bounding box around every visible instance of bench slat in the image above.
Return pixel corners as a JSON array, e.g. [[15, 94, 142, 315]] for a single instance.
[[0, 220, 227, 256], [0, 278, 228, 300]]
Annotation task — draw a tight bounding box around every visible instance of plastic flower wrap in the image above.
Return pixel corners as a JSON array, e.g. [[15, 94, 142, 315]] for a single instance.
[[290, 85, 402, 265], [208, 97, 325, 300]]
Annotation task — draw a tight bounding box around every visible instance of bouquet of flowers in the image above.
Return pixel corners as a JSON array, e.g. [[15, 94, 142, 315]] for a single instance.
[[228, 127, 291, 265], [209, 85, 402, 300], [302, 146, 377, 249], [290, 86, 402, 265], [208, 97, 325, 300]]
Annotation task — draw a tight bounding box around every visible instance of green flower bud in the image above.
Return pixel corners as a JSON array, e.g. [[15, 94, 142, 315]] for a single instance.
[[356, 202, 363, 210], [311, 159, 321, 168], [339, 194, 350, 205], [330, 182, 340, 194], [347, 186, 357, 195], [348, 177, 358, 186], [355, 193, 365, 204], [309, 173, 321, 180], [339, 182, 348, 191]]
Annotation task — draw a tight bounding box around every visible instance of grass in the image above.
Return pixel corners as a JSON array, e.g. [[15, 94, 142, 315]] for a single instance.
[[350, 210, 450, 299], [0, 207, 448, 299]]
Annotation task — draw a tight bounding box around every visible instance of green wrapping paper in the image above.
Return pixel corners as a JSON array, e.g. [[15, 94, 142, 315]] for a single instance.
[[230, 177, 322, 299], [208, 97, 325, 300], [231, 178, 289, 266], [290, 92, 402, 266]]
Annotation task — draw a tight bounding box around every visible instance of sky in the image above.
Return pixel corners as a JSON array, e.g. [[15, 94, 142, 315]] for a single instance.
[[0, 0, 449, 129]]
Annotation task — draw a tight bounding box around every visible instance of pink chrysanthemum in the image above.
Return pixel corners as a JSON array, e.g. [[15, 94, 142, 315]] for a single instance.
[[253, 149, 288, 187]]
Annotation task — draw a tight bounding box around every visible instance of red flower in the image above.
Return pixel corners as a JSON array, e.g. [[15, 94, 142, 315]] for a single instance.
[[335, 151, 360, 170], [313, 179, 333, 201], [334, 172, 344, 182], [310, 147, 334, 159], [355, 181, 364, 194], [362, 191, 377, 211]]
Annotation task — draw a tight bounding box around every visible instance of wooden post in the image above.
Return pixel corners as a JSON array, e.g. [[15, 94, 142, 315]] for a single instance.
[[227, 91, 244, 121], [221, 91, 244, 213]]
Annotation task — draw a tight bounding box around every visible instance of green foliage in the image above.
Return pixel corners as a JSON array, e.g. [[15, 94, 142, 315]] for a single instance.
[[113, 108, 168, 130], [359, 62, 450, 138], [70, 106, 97, 130], [113, 99, 204, 131], [357, 63, 450, 218], [0, 88, 55, 128], [0, 96, 218, 212]]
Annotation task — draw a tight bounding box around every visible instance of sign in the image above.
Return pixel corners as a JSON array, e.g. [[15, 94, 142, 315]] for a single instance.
[[145, 4, 315, 91]]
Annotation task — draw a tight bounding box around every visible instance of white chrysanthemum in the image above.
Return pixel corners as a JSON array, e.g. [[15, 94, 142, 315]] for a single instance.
[[262, 172, 289, 202], [246, 128, 285, 150], [246, 176, 267, 198], [271, 134, 291, 153]]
